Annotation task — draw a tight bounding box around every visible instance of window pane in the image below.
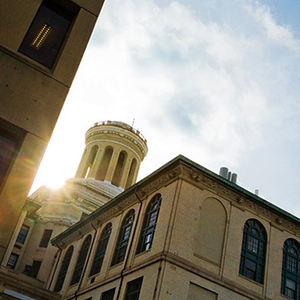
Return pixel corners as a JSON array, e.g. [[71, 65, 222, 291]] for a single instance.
[[16, 225, 30, 244], [6, 253, 19, 269], [125, 277, 143, 300]]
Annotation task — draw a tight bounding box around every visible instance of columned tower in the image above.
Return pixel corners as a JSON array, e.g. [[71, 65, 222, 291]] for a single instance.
[[75, 120, 148, 190]]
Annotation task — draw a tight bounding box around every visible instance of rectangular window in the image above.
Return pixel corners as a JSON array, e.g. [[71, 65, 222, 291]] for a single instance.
[[6, 253, 19, 269], [124, 277, 143, 300], [0, 118, 25, 191], [16, 225, 30, 244], [31, 260, 42, 278], [24, 260, 42, 278], [18, 0, 79, 68], [39, 229, 53, 248], [101, 288, 115, 300]]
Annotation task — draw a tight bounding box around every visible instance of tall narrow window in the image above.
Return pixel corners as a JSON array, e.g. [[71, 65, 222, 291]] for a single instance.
[[111, 210, 135, 266], [89, 223, 112, 277], [124, 277, 143, 300], [30, 260, 42, 278], [112, 151, 127, 187], [136, 194, 162, 254], [18, 0, 79, 68], [96, 147, 113, 181], [239, 219, 267, 284], [6, 253, 19, 269], [39, 229, 53, 248], [70, 235, 92, 285], [16, 225, 30, 244], [281, 239, 300, 299], [54, 246, 74, 292]]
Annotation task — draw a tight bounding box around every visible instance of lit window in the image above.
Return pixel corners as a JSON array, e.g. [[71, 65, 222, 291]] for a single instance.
[[54, 246, 74, 292], [18, 0, 79, 68], [281, 239, 300, 299], [16, 225, 30, 244], [124, 277, 143, 300], [90, 223, 112, 277], [70, 235, 92, 285], [136, 194, 161, 254], [239, 219, 267, 284], [111, 210, 135, 266]]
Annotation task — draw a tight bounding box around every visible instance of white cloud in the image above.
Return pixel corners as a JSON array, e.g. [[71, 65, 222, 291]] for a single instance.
[[32, 0, 300, 215]]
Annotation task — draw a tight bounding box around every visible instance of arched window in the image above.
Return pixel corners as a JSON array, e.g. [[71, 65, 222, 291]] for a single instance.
[[112, 151, 127, 187], [136, 194, 162, 254], [54, 246, 74, 292], [89, 223, 112, 277], [111, 210, 135, 266], [239, 219, 267, 284], [96, 147, 113, 181], [70, 235, 92, 285], [281, 239, 300, 299]]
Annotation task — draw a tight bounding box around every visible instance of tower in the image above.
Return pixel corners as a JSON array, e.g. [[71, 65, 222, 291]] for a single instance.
[[75, 120, 148, 191], [0, 0, 105, 263], [1, 121, 147, 299]]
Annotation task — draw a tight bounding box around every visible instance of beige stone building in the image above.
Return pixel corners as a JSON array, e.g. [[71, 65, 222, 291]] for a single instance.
[[47, 155, 300, 300], [0, 0, 105, 264], [0, 121, 147, 300]]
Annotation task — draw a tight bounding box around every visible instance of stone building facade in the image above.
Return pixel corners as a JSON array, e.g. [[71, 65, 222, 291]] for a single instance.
[[0, 121, 147, 300], [0, 0, 105, 263], [47, 155, 300, 300]]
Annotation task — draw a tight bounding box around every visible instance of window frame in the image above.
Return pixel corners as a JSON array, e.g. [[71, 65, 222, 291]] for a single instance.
[[100, 288, 115, 300], [18, 0, 80, 69], [54, 245, 74, 292], [239, 218, 267, 284], [111, 210, 135, 266], [70, 235, 92, 286], [136, 194, 162, 254], [281, 238, 300, 299], [6, 253, 19, 269], [39, 229, 53, 248], [124, 277, 143, 300], [16, 224, 30, 244], [89, 223, 112, 277]]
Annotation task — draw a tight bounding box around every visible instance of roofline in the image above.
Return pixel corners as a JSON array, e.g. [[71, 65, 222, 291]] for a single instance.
[[52, 155, 300, 245]]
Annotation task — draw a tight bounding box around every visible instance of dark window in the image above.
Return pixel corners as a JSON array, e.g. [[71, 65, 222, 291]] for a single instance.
[[124, 277, 143, 300], [239, 219, 267, 284], [23, 260, 42, 278], [16, 225, 30, 244], [111, 210, 135, 266], [39, 229, 53, 247], [0, 118, 25, 190], [19, 0, 79, 68], [6, 253, 19, 269], [54, 246, 74, 292], [31, 260, 42, 278], [281, 239, 300, 299], [70, 235, 92, 285], [101, 288, 115, 300], [136, 194, 161, 254], [90, 223, 112, 277]]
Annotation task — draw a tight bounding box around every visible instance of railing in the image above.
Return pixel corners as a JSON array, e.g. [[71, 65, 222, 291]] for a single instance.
[[90, 121, 147, 142]]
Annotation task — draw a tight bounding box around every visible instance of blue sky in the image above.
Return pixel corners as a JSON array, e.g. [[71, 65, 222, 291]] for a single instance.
[[32, 0, 300, 216]]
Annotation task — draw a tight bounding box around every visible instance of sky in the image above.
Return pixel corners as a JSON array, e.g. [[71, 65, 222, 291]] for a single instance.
[[31, 0, 300, 216]]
